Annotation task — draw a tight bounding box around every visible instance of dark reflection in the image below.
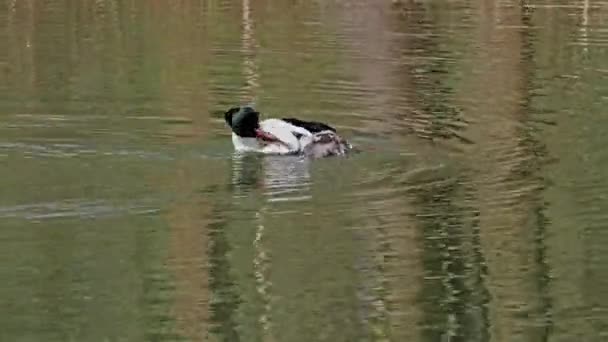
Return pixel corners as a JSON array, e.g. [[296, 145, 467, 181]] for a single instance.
[[206, 153, 274, 342], [208, 153, 268, 342], [516, 5, 553, 341], [391, 1, 470, 144], [410, 175, 489, 342], [208, 206, 242, 342]]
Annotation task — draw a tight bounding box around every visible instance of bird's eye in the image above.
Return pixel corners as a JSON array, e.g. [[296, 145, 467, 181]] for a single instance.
[[292, 132, 303, 139]]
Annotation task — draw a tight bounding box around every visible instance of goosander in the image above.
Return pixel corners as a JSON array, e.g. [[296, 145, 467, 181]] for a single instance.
[[224, 106, 352, 158]]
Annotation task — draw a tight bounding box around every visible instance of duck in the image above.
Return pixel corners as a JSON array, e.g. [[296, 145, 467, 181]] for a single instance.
[[224, 105, 352, 158]]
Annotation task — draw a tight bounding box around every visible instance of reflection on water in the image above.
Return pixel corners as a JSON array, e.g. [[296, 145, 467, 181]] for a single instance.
[[2, 0, 608, 341], [231, 153, 312, 199]]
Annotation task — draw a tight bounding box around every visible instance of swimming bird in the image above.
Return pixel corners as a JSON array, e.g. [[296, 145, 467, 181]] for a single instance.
[[224, 105, 352, 158]]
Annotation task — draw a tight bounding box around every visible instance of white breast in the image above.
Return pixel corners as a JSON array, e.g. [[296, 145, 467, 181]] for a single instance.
[[231, 134, 260, 152]]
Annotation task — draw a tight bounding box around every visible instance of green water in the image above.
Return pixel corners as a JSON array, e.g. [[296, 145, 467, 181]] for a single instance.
[[1, 1, 608, 341]]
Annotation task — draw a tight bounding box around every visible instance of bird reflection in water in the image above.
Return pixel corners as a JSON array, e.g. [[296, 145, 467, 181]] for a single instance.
[[230, 152, 313, 203], [229, 152, 314, 339]]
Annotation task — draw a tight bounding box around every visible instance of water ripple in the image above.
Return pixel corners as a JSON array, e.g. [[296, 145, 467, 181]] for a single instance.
[[0, 198, 159, 221]]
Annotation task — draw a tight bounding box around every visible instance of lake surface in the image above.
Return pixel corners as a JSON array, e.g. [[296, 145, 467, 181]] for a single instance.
[[1, 0, 608, 341]]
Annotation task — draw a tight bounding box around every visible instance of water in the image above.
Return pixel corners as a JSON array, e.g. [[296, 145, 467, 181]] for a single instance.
[[1, 0, 608, 341]]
